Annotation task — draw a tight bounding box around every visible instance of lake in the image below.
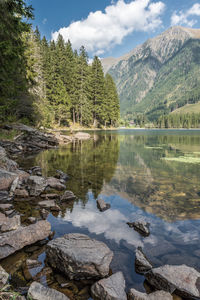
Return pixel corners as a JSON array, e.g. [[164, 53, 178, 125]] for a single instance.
[[4, 129, 200, 299]]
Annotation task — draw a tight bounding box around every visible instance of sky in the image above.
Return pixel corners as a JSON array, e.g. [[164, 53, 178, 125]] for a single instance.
[[28, 0, 200, 58]]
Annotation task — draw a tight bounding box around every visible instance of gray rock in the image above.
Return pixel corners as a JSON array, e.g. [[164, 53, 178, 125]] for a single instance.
[[128, 289, 173, 300], [38, 200, 60, 211], [0, 203, 13, 212], [0, 168, 18, 190], [27, 176, 47, 196], [28, 281, 70, 300], [0, 146, 18, 171], [135, 248, 152, 274], [46, 177, 66, 191], [28, 217, 37, 224], [9, 176, 19, 196], [145, 264, 200, 299], [14, 188, 29, 198], [127, 221, 150, 236], [26, 259, 42, 268], [91, 272, 127, 300], [97, 199, 111, 212], [40, 208, 49, 219], [0, 214, 21, 232], [0, 191, 11, 202], [46, 233, 113, 280], [41, 193, 60, 199], [0, 220, 51, 259], [0, 265, 9, 288], [60, 190, 76, 201], [56, 170, 69, 181]]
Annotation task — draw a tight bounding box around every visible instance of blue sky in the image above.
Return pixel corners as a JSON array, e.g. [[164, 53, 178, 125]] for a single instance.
[[28, 0, 200, 58]]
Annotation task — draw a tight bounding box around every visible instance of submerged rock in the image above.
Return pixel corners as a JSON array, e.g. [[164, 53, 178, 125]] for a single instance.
[[0, 265, 9, 288], [91, 272, 127, 300], [60, 190, 76, 201], [55, 170, 69, 181], [46, 233, 113, 280], [145, 264, 200, 299], [127, 221, 150, 236], [135, 248, 153, 274], [27, 176, 47, 196], [0, 220, 51, 259], [28, 281, 70, 300], [128, 289, 173, 300], [97, 199, 111, 212]]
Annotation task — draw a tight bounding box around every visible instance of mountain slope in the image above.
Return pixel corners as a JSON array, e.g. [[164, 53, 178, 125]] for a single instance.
[[102, 26, 200, 120]]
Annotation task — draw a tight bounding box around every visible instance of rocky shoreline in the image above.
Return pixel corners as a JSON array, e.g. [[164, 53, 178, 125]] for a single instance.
[[0, 125, 200, 300]]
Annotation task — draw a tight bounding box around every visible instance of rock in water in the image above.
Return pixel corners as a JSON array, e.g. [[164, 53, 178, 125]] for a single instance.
[[60, 190, 76, 201], [38, 200, 60, 211], [128, 289, 173, 300], [46, 177, 66, 190], [0, 220, 51, 259], [145, 264, 200, 299], [97, 199, 111, 212], [91, 272, 127, 300], [0, 265, 9, 288], [135, 247, 153, 274], [127, 221, 150, 236], [46, 233, 113, 280], [27, 176, 47, 196], [28, 281, 70, 300]]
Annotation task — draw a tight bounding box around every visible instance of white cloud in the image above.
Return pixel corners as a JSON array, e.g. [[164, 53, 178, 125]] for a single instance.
[[171, 3, 200, 27], [51, 0, 165, 55]]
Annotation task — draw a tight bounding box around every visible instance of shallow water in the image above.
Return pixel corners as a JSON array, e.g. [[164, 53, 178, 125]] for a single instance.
[[4, 129, 200, 298]]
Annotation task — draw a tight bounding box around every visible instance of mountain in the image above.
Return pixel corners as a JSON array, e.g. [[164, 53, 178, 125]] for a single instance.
[[102, 26, 200, 121]]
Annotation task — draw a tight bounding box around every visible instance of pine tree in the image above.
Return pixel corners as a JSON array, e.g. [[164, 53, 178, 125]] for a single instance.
[[91, 56, 105, 127]]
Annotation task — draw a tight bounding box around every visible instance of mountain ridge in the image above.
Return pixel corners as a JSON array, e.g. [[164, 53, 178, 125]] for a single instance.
[[102, 26, 200, 121]]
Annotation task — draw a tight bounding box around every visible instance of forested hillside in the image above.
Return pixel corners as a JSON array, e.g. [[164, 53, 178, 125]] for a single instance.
[[0, 0, 120, 128]]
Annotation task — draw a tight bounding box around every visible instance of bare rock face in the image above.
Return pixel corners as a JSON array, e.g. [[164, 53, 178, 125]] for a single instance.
[[0, 168, 18, 190], [27, 176, 47, 196], [145, 264, 200, 299], [128, 289, 173, 300], [135, 248, 152, 274], [60, 190, 76, 202], [46, 233, 113, 280], [0, 265, 9, 288], [0, 220, 51, 259], [28, 281, 70, 300], [46, 177, 66, 191], [91, 272, 127, 300]]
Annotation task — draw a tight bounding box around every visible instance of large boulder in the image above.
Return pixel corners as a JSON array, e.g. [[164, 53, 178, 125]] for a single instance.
[[46, 233, 113, 280], [0, 265, 9, 288], [128, 289, 173, 300], [0, 220, 51, 259], [145, 264, 200, 299], [27, 176, 47, 196], [28, 281, 70, 300], [60, 190, 76, 202], [91, 272, 127, 300], [0, 168, 18, 190]]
